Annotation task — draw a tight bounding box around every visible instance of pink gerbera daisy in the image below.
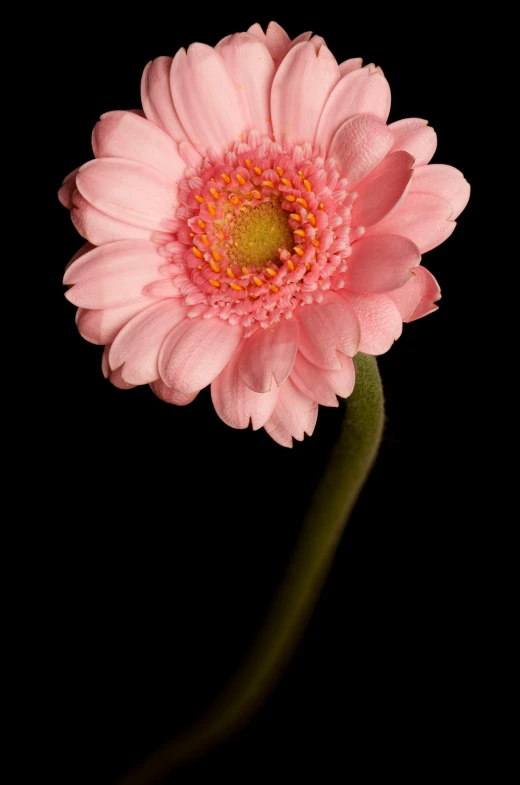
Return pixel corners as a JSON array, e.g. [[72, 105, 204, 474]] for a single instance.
[[59, 22, 469, 447]]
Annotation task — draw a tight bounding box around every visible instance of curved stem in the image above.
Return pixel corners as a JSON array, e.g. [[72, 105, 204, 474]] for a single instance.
[[119, 353, 384, 785]]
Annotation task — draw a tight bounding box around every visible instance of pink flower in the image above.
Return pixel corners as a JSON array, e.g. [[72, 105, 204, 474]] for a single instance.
[[60, 22, 469, 447]]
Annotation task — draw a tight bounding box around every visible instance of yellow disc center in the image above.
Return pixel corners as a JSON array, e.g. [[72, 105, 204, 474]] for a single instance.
[[226, 201, 294, 269]]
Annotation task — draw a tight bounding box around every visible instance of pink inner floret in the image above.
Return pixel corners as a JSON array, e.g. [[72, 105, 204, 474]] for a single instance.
[[161, 132, 355, 334]]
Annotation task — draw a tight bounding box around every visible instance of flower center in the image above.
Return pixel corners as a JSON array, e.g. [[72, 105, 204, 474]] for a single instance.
[[224, 201, 295, 269], [163, 132, 355, 335]]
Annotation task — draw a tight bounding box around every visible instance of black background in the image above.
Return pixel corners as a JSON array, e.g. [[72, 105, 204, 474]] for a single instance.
[[41, 10, 486, 784]]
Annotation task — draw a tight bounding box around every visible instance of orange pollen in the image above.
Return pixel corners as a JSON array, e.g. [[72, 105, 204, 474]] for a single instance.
[[281, 178, 292, 187], [192, 247, 203, 259], [197, 219, 206, 229], [240, 266, 249, 275], [290, 213, 301, 222], [311, 239, 320, 247], [251, 190, 262, 199], [262, 180, 275, 188], [217, 230, 225, 240], [197, 265, 203, 270], [294, 229, 306, 237], [230, 282, 243, 291], [226, 268, 235, 278], [220, 172, 231, 183], [245, 159, 252, 168], [236, 174, 246, 185], [230, 194, 241, 205], [250, 293, 259, 299], [265, 267, 277, 277], [208, 203, 217, 217], [287, 260, 295, 271], [209, 187, 220, 200], [209, 279, 221, 287], [253, 276, 264, 287], [195, 195, 205, 203], [190, 232, 195, 237], [305, 262, 311, 270], [307, 213, 317, 227], [201, 234, 210, 246], [296, 197, 308, 208], [210, 260, 221, 273], [212, 250, 221, 263], [285, 194, 296, 202], [253, 166, 262, 175], [294, 247, 304, 256], [319, 203, 325, 210], [303, 179, 312, 192], [276, 166, 284, 176], [298, 170, 304, 178], [270, 284, 279, 293]]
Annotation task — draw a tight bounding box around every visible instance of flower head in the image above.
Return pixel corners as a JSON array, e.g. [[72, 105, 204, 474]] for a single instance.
[[60, 22, 469, 446]]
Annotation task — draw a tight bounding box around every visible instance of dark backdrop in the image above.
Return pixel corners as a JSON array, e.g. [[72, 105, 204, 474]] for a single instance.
[[42, 10, 483, 784]]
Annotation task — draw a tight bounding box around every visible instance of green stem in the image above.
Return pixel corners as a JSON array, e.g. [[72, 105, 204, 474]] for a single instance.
[[119, 353, 384, 785]]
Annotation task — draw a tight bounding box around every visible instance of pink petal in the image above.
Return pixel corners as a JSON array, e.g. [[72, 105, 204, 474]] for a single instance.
[[410, 164, 470, 220], [352, 151, 414, 227], [297, 291, 360, 370], [71, 191, 154, 245], [248, 21, 291, 65], [263, 419, 292, 448], [339, 292, 403, 354], [389, 118, 437, 166], [76, 158, 178, 233], [92, 111, 186, 183], [388, 266, 441, 322], [64, 239, 161, 284], [64, 242, 94, 274], [65, 274, 154, 310], [64, 240, 165, 308], [179, 141, 203, 167], [271, 41, 340, 147], [109, 368, 137, 389], [247, 23, 267, 42], [264, 378, 318, 447], [150, 378, 199, 405], [289, 32, 313, 51], [366, 192, 455, 253], [58, 168, 79, 209], [363, 63, 385, 75], [215, 33, 275, 137], [211, 353, 279, 430], [109, 299, 187, 385], [101, 345, 110, 377], [290, 351, 355, 406], [316, 67, 391, 154], [247, 23, 313, 66], [338, 58, 363, 76], [170, 44, 248, 155], [102, 347, 136, 390], [238, 319, 299, 393], [141, 57, 188, 143], [344, 234, 421, 294], [142, 279, 179, 298], [159, 317, 243, 394], [76, 302, 152, 345], [329, 114, 394, 188], [264, 21, 292, 63]]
